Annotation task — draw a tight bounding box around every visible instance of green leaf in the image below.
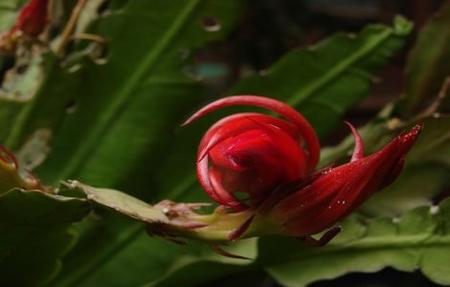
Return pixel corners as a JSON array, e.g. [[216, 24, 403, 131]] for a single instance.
[[0, 99, 23, 141], [0, 0, 20, 31], [3, 0, 242, 191], [144, 241, 257, 287], [61, 181, 168, 223], [55, 214, 256, 287], [402, 2, 450, 115], [231, 16, 412, 138], [0, 189, 89, 286], [408, 117, 450, 166], [362, 163, 449, 216], [260, 199, 450, 287], [36, 1, 248, 286], [1, 53, 79, 148], [361, 117, 450, 216]]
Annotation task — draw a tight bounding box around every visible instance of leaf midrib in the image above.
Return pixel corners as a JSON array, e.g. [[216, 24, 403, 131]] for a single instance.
[[265, 232, 450, 267], [287, 28, 393, 107], [58, 0, 202, 180], [55, 1, 204, 285]]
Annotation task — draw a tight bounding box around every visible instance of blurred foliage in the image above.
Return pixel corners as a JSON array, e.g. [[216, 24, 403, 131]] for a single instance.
[[0, 0, 449, 287], [403, 1, 450, 115], [231, 16, 411, 138]]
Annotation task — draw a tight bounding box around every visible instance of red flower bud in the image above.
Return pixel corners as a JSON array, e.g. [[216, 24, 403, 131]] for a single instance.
[[14, 0, 49, 37], [185, 95, 422, 243], [0, 0, 49, 53], [271, 123, 423, 237], [183, 96, 321, 210]]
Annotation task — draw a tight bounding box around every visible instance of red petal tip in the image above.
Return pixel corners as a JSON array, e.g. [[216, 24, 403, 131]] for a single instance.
[[344, 121, 364, 161], [399, 123, 423, 144]]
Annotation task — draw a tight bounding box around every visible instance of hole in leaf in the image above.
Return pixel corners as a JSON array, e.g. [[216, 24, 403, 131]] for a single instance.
[[202, 17, 221, 32], [89, 42, 109, 65], [234, 191, 250, 202], [16, 128, 52, 170], [15, 63, 29, 75], [0, 56, 15, 83], [97, 0, 111, 14], [179, 48, 190, 60], [65, 99, 78, 114]]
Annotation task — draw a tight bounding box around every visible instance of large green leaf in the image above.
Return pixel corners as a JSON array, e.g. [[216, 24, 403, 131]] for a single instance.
[[362, 117, 450, 216], [3, 0, 241, 191], [0, 3, 415, 287], [33, 1, 247, 286], [260, 199, 450, 287], [230, 16, 412, 138], [402, 1, 450, 115], [0, 189, 89, 286]]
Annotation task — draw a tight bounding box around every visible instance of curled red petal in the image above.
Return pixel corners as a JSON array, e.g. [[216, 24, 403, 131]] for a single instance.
[[197, 157, 245, 209], [197, 113, 299, 166], [344, 121, 364, 162], [183, 95, 320, 170]]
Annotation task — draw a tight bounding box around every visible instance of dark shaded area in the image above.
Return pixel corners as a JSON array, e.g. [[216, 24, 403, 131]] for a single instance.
[[199, 268, 441, 287], [310, 269, 441, 287]]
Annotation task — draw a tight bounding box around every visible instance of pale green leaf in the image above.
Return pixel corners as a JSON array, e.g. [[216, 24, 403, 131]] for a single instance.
[[262, 199, 450, 287]]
